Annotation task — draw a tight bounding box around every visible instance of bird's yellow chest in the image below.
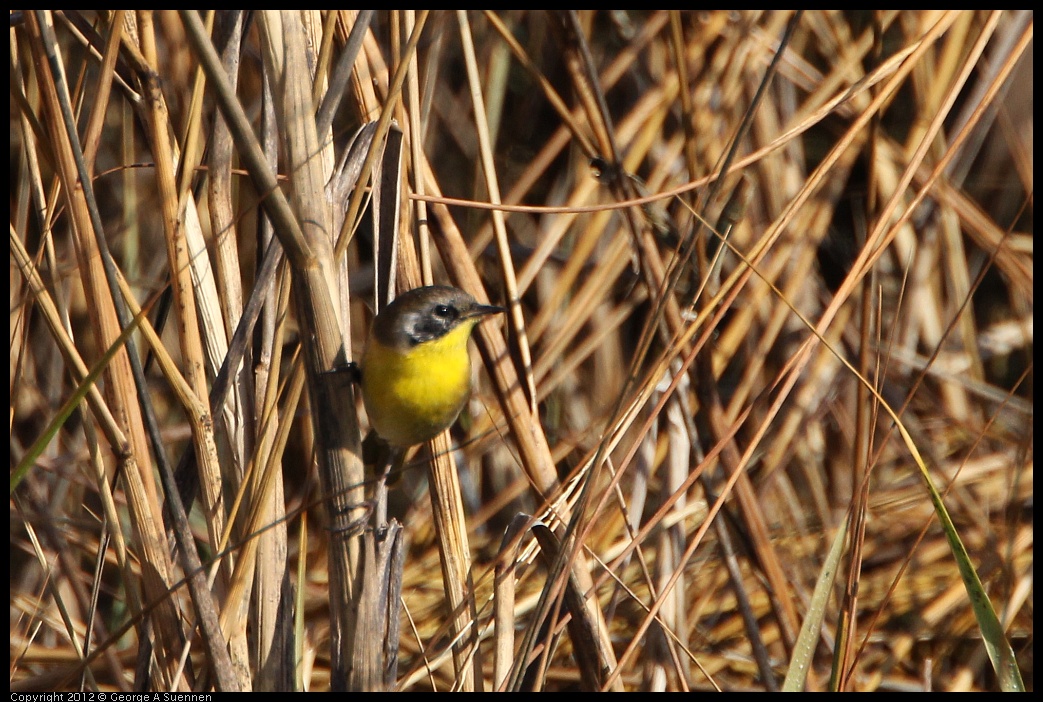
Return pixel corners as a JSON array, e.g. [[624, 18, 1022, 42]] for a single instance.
[[361, 321, 477, 447]]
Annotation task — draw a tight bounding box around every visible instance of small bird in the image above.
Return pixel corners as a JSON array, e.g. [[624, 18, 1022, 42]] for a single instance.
[[360, 285, 503, 448]]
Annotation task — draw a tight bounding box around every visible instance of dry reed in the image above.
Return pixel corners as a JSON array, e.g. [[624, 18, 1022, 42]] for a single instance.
[[10, 10, 1032, 692]]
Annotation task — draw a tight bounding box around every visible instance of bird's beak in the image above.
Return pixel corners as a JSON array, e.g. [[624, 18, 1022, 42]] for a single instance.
[[468, 302, 505, 320]]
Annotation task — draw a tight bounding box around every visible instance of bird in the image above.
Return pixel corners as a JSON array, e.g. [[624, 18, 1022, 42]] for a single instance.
[[360, 285, 503, 448]]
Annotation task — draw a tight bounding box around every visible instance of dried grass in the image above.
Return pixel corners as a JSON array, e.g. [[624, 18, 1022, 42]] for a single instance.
[[10, 10, 1032, 692]]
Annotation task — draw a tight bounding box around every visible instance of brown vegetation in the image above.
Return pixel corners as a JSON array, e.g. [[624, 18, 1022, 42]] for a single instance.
[[10, 10, 1032, 691]]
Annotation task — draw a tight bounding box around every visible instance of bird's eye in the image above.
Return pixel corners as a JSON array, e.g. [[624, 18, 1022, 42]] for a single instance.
[[434, 304, 456, 319]]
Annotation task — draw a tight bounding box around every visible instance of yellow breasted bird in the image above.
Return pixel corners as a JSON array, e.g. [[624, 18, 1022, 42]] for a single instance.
[[360, 286, 502, 448]]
